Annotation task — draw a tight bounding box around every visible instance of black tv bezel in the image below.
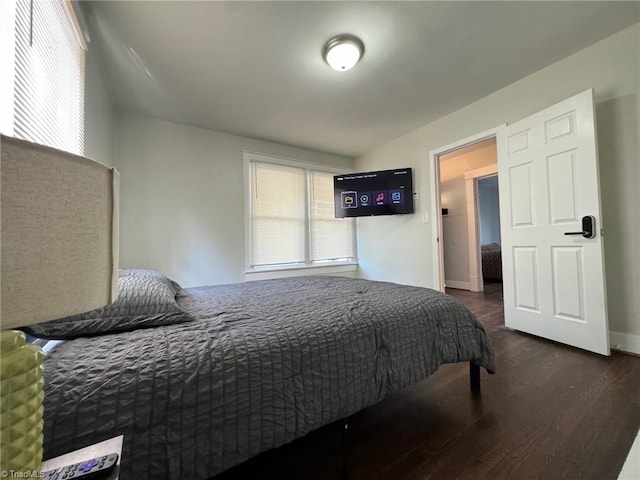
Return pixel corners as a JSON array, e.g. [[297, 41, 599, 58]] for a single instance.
[[333, 167, 414, 218]]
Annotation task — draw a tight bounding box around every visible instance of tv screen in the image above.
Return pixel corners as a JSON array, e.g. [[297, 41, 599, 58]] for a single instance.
[[334, 168, 414, 218]]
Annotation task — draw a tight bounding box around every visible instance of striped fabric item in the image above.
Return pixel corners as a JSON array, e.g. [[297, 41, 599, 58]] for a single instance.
[[42, 276, 495, 479]]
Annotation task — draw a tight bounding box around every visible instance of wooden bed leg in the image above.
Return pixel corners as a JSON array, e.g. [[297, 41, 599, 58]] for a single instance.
[[341, 417, 349, 480], [470, 362, 481, 393]]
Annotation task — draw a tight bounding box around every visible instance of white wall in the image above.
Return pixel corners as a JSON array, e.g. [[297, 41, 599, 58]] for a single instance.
[[478, 176, 501, 245], [115, 112, 353, 288], [355, 24, 640, 346], [84, 46, 115, 167]]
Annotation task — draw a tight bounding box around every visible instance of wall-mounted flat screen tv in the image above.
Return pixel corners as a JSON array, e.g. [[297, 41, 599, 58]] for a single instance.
[[334, 168, 414, 218]]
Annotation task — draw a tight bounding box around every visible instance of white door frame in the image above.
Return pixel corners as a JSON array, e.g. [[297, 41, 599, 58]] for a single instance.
[[464, 165, 498, 292], [429, 125, 505, 292]]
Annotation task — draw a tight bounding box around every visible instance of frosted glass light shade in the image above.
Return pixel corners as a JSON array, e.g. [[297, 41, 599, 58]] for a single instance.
[[322, 35, 364, 72]]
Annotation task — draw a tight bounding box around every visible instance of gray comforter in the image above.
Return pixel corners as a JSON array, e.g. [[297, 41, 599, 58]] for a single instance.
[[42, 276, 495, 479]]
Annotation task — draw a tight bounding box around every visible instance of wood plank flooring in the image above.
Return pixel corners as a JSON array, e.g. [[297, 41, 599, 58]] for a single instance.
[[214, 283, 640, 480]]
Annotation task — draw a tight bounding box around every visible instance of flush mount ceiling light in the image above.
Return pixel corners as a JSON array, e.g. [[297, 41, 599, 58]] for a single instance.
[[322, 34, 364, 72]]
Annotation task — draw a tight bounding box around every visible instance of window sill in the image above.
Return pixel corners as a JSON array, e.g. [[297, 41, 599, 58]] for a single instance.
[[245, 262, 358, 281]]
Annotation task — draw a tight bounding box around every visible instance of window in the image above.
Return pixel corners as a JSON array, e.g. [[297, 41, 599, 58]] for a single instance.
[[245, 152, 356, 272], [7, 0, 86, 154]]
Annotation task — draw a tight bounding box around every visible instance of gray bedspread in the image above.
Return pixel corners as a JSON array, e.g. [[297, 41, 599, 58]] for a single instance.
[[42, 276, 495, 479]]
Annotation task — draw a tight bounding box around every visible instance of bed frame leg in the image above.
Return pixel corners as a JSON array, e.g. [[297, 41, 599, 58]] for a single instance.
[[470, 362, 481, 393], [341, 417, 349, 480]]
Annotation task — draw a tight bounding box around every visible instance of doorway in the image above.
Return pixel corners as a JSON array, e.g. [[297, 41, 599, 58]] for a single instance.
[[430, 90, 609, 355], [432, 135, 501, 292], [476, 175, 502, 287]]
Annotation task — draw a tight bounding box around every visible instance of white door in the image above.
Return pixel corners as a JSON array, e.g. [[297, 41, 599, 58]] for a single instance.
[[497, 89, 609, 355]]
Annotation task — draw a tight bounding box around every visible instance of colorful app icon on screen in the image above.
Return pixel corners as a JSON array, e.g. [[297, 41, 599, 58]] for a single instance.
[[390, 189, 404, 204], [373, 190, 388, 205], [359, 191, 372, 206], [341, 191, 358, 208]]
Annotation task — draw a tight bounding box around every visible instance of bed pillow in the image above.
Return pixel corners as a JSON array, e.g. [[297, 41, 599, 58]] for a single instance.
[[24, 269, 194, 339]]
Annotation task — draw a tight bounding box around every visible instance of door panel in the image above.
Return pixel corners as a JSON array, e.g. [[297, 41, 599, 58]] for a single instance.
[[509, 163, 535, 227], [547, 150, 578, 224], [551, 246, 585, 321], [545, 111, 576, 141], [498, 89, 609, 355], [513, 246, 539, 311], [508, 129, 531, 155]]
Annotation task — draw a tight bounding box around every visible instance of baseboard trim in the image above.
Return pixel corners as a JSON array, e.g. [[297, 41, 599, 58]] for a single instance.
[[445, 280, 471, 290], [610, 331, 640, 356]]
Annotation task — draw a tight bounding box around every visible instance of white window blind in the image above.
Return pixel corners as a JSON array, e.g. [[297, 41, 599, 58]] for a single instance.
[[309, 171, 355, 263], [13, 0, 85, 155], [251, 162, 307, 267], [248, 156, 356, 270]]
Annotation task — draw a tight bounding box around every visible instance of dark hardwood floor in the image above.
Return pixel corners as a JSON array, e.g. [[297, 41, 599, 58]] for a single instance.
[[215, 282, 640, 480]]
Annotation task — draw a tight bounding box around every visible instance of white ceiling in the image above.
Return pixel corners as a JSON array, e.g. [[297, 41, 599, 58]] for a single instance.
[[85, 1, 640, 158]]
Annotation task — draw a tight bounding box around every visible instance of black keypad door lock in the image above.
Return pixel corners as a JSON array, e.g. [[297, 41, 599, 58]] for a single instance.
[[564, 215, 596, 239]]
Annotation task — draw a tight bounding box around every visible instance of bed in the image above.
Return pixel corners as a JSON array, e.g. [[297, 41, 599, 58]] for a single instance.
[[30, 270, 495, 479], [481, 243, 503, 282]]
